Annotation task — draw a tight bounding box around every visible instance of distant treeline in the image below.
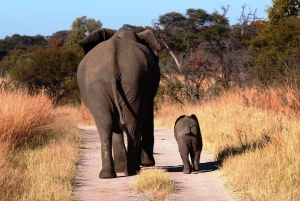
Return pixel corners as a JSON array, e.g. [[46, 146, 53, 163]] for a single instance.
[[0, 0, 299, 105]]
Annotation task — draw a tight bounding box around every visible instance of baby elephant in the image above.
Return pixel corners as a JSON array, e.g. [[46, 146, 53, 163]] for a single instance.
[[174, 114, 203, 174]]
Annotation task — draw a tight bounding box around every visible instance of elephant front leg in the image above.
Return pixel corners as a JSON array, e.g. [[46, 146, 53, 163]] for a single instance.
[[112, 132, 126, 173]]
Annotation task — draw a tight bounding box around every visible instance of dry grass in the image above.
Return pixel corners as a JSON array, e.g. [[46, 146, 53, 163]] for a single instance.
[[55, 102, 94, 125], [154, 86, 300, 201], [0, 89, 81, 201], [0, 90, 56, 147], [133, 168, 177, 200], [78, 103, 95, 124], [0, 142, 26, 200]]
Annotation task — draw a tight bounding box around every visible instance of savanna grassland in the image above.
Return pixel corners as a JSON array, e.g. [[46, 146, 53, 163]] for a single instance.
[[1, 85, 299, 201], [155, 86, 300, 201], [0, 88, 84, 201]]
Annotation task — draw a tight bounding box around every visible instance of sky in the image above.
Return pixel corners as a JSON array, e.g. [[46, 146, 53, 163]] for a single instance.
[[0, 0, 272, 39]]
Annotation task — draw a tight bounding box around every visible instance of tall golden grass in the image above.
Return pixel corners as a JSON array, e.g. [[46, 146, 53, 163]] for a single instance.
[[154, 86, 300, 201], [0, 89, 81, 201], [0, 90, 55, 147]]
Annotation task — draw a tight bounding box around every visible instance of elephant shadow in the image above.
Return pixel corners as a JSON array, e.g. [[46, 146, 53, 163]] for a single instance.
[[160, 161, 220, 174]]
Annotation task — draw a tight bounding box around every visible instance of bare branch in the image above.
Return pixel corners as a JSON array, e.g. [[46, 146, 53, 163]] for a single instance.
[[163, 42, 181, 70], [220, 5, 230, 17], [236, 4, 261, 35]]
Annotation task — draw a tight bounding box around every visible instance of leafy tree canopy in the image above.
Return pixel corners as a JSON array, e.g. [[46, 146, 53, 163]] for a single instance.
[[47, 30, 69, 47], [155, 9, 229, 51], [68, 16, 103, 45], [267, 0, 300, 24], [250, 16, 300, 86], [120, 24, 147, 33], [10, 46, 84, 105], [0, 34, 47, 60]]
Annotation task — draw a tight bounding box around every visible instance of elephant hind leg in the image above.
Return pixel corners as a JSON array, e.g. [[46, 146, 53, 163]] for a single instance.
[[193, 150, 201, 171], [99, 138, 117, 179], [190, 151, 196, 170], [140, 146, 155, 166], [178, 141, 192, 174], [140, 105, 155, 166], [181, 153, 192, 174], [94, 118, 117, 179], [125, 137, 141, 176]]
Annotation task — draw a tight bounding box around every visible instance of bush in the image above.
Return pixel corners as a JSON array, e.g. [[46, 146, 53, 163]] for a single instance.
[[10, 46, 83, 105]]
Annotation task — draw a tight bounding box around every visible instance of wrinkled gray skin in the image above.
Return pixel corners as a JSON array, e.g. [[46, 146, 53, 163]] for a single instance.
[[174, 114, 203, 174], [77, 28, 161, 179]]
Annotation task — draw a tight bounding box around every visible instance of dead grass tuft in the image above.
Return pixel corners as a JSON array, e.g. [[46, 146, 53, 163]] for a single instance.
[[133, 168, 177, 200]]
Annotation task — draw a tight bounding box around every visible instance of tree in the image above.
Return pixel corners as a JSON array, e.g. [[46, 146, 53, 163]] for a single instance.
[[155, 7, 256, 102], [120, 24, 146, 32], [68, 16, 102, 45], [235, 4, 261, 36], [250, 16, 300, 86], [47, 30, 69, 47], [267, 0, 300, 24], [0, 34, 47, 60], [10, 46, 84, 105]]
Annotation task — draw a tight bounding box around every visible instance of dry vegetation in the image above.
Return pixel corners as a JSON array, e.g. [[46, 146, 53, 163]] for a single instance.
[[0, 89, 81, 201], [1, 84, 298, 201], [154, 86, 300, 201], [133, 168, 177, 201]]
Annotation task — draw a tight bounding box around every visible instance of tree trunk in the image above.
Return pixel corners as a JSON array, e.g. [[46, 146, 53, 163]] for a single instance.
[[163, 42, 181, 71]]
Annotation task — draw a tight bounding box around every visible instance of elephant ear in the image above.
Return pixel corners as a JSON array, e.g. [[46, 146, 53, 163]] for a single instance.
[[190, 114, 199, 123], [137, 30, 161, 57], [174, 115, 187, 126], [79, 28, 116, 55]]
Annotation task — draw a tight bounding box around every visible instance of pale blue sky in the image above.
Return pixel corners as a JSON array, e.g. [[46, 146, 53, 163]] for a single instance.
[[0, 0, 272, 39]]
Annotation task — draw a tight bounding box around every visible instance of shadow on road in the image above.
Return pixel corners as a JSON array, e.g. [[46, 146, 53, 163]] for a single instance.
[[158, 160, 220, 173]]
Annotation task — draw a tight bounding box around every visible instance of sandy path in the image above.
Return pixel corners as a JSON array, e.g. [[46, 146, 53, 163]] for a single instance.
[[73, 126, 239, 201]]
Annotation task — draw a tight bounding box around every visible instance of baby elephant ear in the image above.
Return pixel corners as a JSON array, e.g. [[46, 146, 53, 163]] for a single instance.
[[79, 28, 116, 55], [190, 114, 199, 122], [137, 30, 161, 57]]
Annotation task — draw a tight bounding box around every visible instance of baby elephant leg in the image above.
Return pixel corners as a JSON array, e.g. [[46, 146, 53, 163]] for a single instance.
[[178, 141, 192, 174], [193, 150, 201, 171]]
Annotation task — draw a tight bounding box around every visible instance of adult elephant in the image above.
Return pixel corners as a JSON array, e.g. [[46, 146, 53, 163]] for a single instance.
[[77, 28, 161, 179]]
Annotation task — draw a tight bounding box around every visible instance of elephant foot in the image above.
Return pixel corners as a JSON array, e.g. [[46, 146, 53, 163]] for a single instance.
[[140, 151, 155, 166], [99, 169, 117, 179], [183, 165, 192, 174], [193, 163, 200, 171], [114, 161, 126, 173], [125, 165, 140, 176], [140, 158, 155, 166]]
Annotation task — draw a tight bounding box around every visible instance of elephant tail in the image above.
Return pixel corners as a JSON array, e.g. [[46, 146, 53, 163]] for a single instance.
[[111, 81, 126, 129]]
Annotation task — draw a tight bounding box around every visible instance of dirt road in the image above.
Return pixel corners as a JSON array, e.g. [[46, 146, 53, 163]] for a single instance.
[[73, 126, 239, 201]]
